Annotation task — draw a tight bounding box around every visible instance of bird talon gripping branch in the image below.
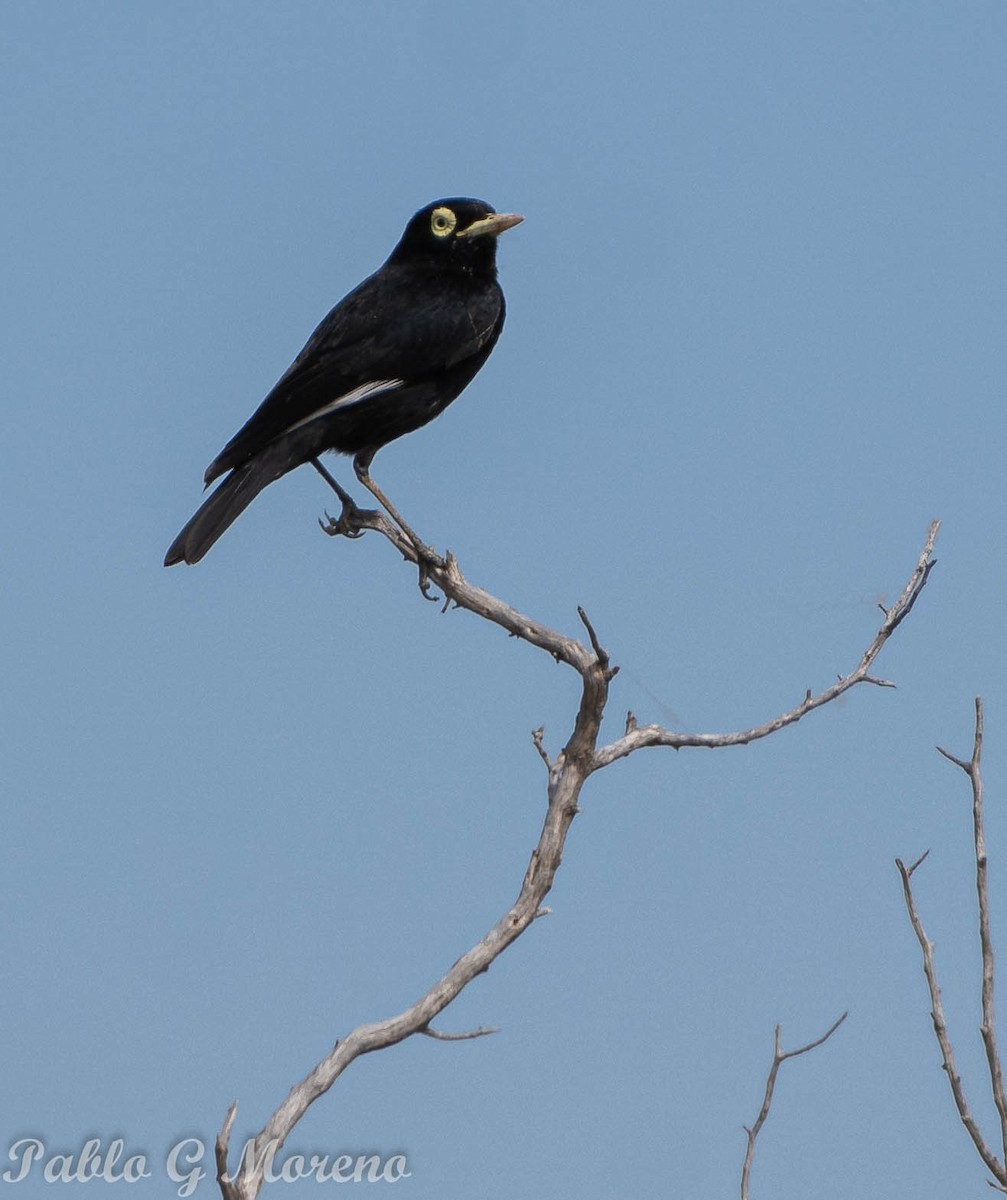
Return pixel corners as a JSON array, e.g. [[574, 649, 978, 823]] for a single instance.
[[417, 567, 439, 603], [318, 506, 366, 540], [164, 199, 522, 567]]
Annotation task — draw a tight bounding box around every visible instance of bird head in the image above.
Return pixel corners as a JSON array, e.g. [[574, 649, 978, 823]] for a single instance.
[[391, 198, 523, 276]]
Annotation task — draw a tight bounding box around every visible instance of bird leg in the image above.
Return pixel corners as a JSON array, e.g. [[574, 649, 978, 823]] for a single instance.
[[311, 458, 376, 539], [352, 453, 444, 600], [352, 454, 438, 558], [313, 452, 443, 600]]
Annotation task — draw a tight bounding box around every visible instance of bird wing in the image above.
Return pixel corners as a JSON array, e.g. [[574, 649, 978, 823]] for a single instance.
[[204, 265, 503, 484]]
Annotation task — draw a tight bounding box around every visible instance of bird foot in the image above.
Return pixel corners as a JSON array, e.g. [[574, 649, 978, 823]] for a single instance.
[[318, 494, 381, 540], [313, 457, 380, 539], [416, 553, 442, 602]]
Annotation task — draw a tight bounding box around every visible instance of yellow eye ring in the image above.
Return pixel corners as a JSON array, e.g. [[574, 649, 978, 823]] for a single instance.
[[430, 207, 457, 237]]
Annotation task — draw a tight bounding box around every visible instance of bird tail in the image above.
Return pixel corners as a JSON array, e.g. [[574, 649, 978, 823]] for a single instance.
[[164, 442, 297, 566]]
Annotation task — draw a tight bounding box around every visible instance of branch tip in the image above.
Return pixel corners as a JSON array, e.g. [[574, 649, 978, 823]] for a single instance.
[[576, 605, 608, 666], [593, 523, 940, 770], [740, 1012, 848, 1200], [215, 1102, 238, 1195], [531, 726, 552, 770], [420, 1024, 500, 1042], [937, 745, 970, 773], [780, 1010, 848, 1060], [897, 849, 931, 878]]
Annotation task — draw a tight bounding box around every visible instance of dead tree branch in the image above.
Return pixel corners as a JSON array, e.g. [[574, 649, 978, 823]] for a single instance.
[[213, 506, 939, 1199], [897, 698, 1007, 1191], [593, 519, 940, 768], [740, 1012, 848, 1200]]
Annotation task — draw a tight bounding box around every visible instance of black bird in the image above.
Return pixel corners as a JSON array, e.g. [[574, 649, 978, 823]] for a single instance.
[[164, 198, 522, 566]]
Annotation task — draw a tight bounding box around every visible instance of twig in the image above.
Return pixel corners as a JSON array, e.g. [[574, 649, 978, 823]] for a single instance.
[[740, 1013, 847, 1200], [577, 605, 612, 675], [897, 701, 1007, 1190], [905, 848, 931, 876], [215, 1103, 238, 1197], [531, 726, 552, 770], [419, 1025, 499, 1041], [593, 520, 940, 770]]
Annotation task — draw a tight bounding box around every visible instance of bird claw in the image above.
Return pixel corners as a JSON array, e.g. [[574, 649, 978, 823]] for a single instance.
[[417, 558, 439, 602], [409, 539, 451, 604], [318, 497, 379, 540]]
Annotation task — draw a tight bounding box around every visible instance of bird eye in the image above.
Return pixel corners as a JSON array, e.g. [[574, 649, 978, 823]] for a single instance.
[[430, 207, 457, 237]]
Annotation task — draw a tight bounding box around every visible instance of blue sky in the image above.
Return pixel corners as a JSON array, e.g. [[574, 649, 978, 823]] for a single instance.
[[3, 2, 1007, 1196]]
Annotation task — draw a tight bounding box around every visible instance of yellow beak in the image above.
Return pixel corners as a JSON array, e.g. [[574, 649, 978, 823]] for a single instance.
[[457, 212, 524, 239]]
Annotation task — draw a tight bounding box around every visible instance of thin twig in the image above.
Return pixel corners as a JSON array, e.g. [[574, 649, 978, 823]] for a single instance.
[[740, 1013, 847, 1200], [420, 1025, 499, 1041], [577, 605, 611, 673], [906, 848, 931, 876], [593, 520, 940, 770], [531, 726, 552, 770]]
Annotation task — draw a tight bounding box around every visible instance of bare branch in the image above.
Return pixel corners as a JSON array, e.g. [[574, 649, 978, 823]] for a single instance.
[[218, 709, 597, 1196], [531, 726, 552, 770], [779, 1011, 849, 1062], [964, 702, 1007, 1162], [740, 1013, 847, 1200], [897, 851, 1006, 1184], [927, 700, 1007, 1174], [213, 502, 939, 1198], [215, 1104, 238, 1200], [594, 520, 939, 770], [937, 744, 971, 772], [577, 604, 614, 676], [896, 706, 1007, 1197], [321, 503, 594, 671], [905, 848, 931, 877], [419, 1025, 499, 1041]]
